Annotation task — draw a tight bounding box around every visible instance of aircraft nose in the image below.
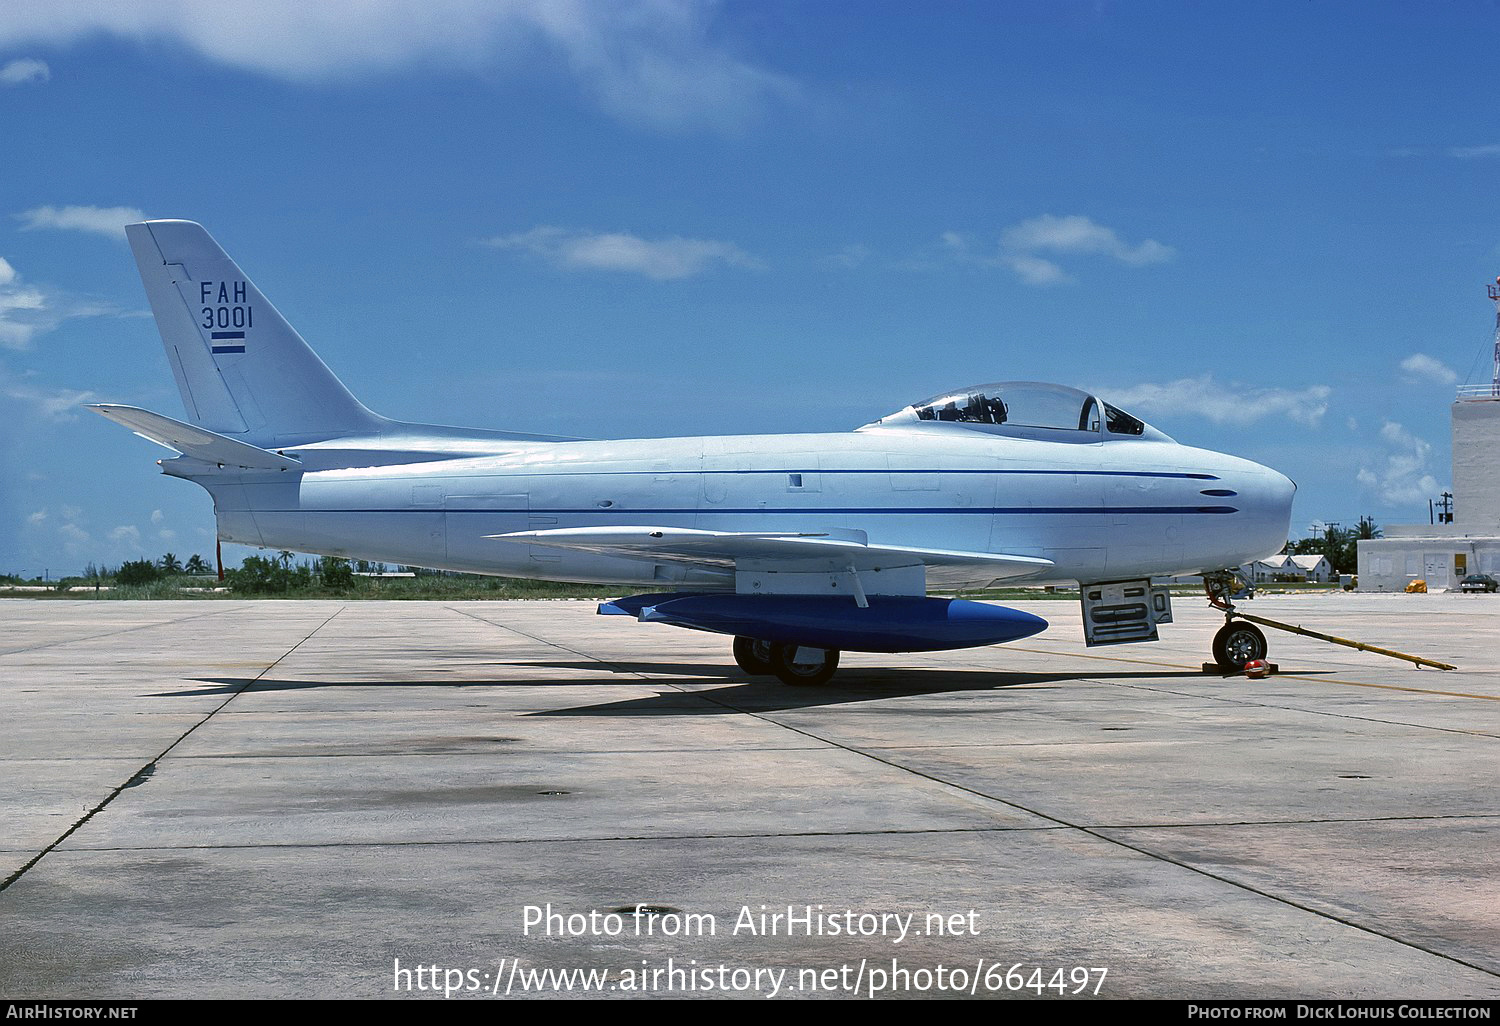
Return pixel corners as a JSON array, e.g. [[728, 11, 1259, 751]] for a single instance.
[[1245, 461, 1297, 547], [1199, 451, 1296, 564], [1278, 470, 1298, 517], [1269, 466, 1297, 504]]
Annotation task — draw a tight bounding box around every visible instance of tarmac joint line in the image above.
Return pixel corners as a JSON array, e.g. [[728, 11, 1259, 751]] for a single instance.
[[0, 606, 346, 895]]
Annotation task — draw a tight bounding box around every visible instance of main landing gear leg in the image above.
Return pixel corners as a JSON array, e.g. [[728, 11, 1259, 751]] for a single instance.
[[1203, 571, 1269, 672]]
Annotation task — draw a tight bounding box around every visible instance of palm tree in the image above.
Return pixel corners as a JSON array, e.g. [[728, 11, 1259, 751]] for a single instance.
[[185, 554, 211, 575], [159, 552, 183, 574]]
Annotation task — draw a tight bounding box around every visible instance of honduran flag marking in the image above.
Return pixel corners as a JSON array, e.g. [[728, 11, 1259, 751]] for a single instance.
[[210, 330, 246, 354]]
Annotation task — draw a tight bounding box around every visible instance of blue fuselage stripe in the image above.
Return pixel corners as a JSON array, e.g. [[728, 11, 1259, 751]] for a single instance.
[[289, 506, 1239, 515], [484, 468, 1219, 480]]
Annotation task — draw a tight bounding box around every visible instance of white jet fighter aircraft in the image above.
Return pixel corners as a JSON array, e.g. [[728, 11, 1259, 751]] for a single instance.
[[94, 220, 1295, 684]]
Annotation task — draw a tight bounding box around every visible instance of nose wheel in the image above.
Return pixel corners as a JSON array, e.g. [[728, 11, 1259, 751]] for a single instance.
[[1212, 620, 1267, 671], [1204, 571, 1271, 673]]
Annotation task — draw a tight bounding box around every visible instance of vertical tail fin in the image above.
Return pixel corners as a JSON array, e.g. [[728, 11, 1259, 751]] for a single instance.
[[126, 220, 384, 444]]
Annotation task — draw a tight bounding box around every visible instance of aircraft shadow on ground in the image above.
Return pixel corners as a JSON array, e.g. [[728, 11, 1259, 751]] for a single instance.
[[152, 663, 1279, 716]]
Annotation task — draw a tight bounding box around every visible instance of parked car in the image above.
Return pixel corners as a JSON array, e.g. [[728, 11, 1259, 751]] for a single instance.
[[1460, 573, 1498, 593]]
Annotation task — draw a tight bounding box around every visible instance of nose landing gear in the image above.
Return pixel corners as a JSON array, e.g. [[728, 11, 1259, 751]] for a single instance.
[[1204, 571, 1271, 673], [1201, 569, 1455, 673]]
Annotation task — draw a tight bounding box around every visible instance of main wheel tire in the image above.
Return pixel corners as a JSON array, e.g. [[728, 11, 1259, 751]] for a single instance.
[[1213, 620, 1267, 671], [732, 636, 774, 675], [769, 643, 840, 686]]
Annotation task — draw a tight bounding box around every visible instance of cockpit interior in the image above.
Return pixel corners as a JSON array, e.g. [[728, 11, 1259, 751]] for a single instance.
[[867, 382, 1171, 443]]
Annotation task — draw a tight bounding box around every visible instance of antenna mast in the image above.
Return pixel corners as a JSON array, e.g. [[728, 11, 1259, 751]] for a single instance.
[[1489, 276, 1500, 395]]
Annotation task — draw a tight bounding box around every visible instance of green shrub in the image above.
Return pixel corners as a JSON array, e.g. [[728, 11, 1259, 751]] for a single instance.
[[116, 559, 161, 586], [226, 555, 313, 594], [317, 557, 356, 590]]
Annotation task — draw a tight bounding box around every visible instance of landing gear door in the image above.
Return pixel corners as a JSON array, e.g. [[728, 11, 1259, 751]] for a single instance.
[[1081, 578, 1173, 646]]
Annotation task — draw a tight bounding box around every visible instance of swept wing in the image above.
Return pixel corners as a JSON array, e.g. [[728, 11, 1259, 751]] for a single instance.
[[487, 525, 1052, 578]]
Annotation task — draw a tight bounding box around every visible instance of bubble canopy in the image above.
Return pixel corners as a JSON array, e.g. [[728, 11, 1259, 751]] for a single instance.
[[868, 382, 1173, 443]]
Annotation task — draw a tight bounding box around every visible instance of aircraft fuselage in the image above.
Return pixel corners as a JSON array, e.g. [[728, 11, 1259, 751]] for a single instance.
[[196, 424, 1293, 590]]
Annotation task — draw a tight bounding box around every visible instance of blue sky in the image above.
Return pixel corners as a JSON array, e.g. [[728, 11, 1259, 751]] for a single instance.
[[1, 1, 1496, 576]]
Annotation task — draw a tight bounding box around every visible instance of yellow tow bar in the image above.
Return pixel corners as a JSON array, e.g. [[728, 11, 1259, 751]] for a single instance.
[[1202, 574, 1456, 671], [1228, 610, 1456, 671]]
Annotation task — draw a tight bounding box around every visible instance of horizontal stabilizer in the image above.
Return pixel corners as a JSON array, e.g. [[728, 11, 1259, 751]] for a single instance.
[[88, 404, 302, 470], [488, 525, 1052, 578]]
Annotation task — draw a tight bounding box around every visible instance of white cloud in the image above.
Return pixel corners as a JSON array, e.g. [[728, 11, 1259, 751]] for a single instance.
[[484, 226, 761, 280], [0, 362, 97, 420], [17, 205, 146, 240], [1399, 353, 1458, 385], [0, 259, 55, 350], [58, 522, 91, 553], [1448, 144, 1500, 159], [0, 256, 139, 349], [939, 215, 1175, 286], [1357, 420, 1440, 506], [24, 507, 91, 557], [0, 1, 793, 132], [108, 524, 141, 548], [820, 244, 871, 270], [527, 1, 797, 131], [1, 381, 97, 421], [1099, 375, 1331, 427], [917, 230, 1074, 281], [1001, 214, 1176, 268], [0, 57, 48, 85], [999, 253, 1072, 286]]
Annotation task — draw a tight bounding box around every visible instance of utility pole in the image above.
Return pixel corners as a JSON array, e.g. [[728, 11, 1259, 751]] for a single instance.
[[1322, 521, 1341, 572], [1488, 276, 1500, 396], [1437, 492, 1454, 525]]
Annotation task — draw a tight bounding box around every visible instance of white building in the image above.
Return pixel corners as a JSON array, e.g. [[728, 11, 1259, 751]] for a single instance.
[[1242, 555, 1292, 582], [1288, 554, 1333, 582], [1358, 279, 1500, 591], [1237, 553, 1333, 583]]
